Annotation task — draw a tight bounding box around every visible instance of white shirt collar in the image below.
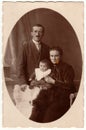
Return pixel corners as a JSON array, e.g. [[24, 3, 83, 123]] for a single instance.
[[32, 39, 41, 51], [32, 39, 41, 45]]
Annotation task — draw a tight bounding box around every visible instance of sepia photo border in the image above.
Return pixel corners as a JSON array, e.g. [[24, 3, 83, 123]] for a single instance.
[[2, 1, 84, 127]]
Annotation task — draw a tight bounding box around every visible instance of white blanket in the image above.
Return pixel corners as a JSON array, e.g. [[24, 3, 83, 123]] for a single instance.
[[13, 84, 41, 118]]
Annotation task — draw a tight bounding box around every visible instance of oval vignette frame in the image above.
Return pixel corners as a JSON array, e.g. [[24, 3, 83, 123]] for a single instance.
[[3, 8, 82, 123]]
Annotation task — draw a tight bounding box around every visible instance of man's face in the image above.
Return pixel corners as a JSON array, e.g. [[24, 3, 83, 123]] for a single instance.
[[31, 26, 44, 42], [39, 62, 48, 72], [50, 50, 61, 64]]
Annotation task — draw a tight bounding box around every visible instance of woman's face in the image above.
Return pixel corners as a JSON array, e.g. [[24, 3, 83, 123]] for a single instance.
[[50, 50, 61, 64]]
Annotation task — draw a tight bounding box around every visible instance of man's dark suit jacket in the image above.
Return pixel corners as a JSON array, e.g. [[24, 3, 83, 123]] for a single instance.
[[17, 40, 49, 85]]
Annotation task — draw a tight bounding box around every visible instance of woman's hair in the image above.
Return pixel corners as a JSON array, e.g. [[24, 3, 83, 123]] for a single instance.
[[49, 46, 63, 56], [39, 59, 51, 68]]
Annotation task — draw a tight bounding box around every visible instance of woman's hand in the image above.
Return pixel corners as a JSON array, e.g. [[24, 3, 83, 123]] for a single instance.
[[44, 76, 55, 84]]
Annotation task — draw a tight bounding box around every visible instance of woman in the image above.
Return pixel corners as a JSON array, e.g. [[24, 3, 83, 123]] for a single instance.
[[42, 46, 76, 122]]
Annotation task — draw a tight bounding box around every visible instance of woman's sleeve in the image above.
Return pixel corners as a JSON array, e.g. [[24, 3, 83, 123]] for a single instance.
[[54, 65, 76, 92]]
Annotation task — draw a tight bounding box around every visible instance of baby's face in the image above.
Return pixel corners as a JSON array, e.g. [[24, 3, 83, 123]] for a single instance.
[[39, 62, 48, 72]]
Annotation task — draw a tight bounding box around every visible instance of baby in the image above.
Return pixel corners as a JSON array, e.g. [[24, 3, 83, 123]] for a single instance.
[[29, 59, 52, 90], [29, 59, 55, 121], [13, 59, 53, 119]]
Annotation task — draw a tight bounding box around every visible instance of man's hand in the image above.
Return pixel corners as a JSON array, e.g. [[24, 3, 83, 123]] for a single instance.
[[44, 76, 55, 84]]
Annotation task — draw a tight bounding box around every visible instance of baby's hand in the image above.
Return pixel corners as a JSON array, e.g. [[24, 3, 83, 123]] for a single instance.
[[20, 84, 28, 91], [41, 86, 47, 90]]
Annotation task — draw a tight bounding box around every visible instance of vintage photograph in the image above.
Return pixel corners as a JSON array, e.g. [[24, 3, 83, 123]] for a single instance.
[[3, 2, 84, 127]]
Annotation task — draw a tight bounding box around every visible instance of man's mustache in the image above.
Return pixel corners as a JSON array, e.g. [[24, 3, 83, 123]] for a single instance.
[[36, 35, 40, 37]]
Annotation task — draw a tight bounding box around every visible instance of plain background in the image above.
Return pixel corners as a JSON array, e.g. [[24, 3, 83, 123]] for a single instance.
[[4, 1, 83, 126]]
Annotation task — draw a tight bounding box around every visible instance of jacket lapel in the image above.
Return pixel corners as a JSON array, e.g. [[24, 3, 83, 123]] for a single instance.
[[30, 40, 41, 65]]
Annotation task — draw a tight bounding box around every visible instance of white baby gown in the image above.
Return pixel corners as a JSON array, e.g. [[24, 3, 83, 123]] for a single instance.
[[13, 84, 41, 118]]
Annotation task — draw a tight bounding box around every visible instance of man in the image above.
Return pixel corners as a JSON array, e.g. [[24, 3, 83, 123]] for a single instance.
[[17, 24, 49, 85]]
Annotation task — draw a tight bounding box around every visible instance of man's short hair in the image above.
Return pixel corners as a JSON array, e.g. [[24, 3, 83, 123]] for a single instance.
[[49, 46, 63, 56], [32, 24, 45, 33]]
